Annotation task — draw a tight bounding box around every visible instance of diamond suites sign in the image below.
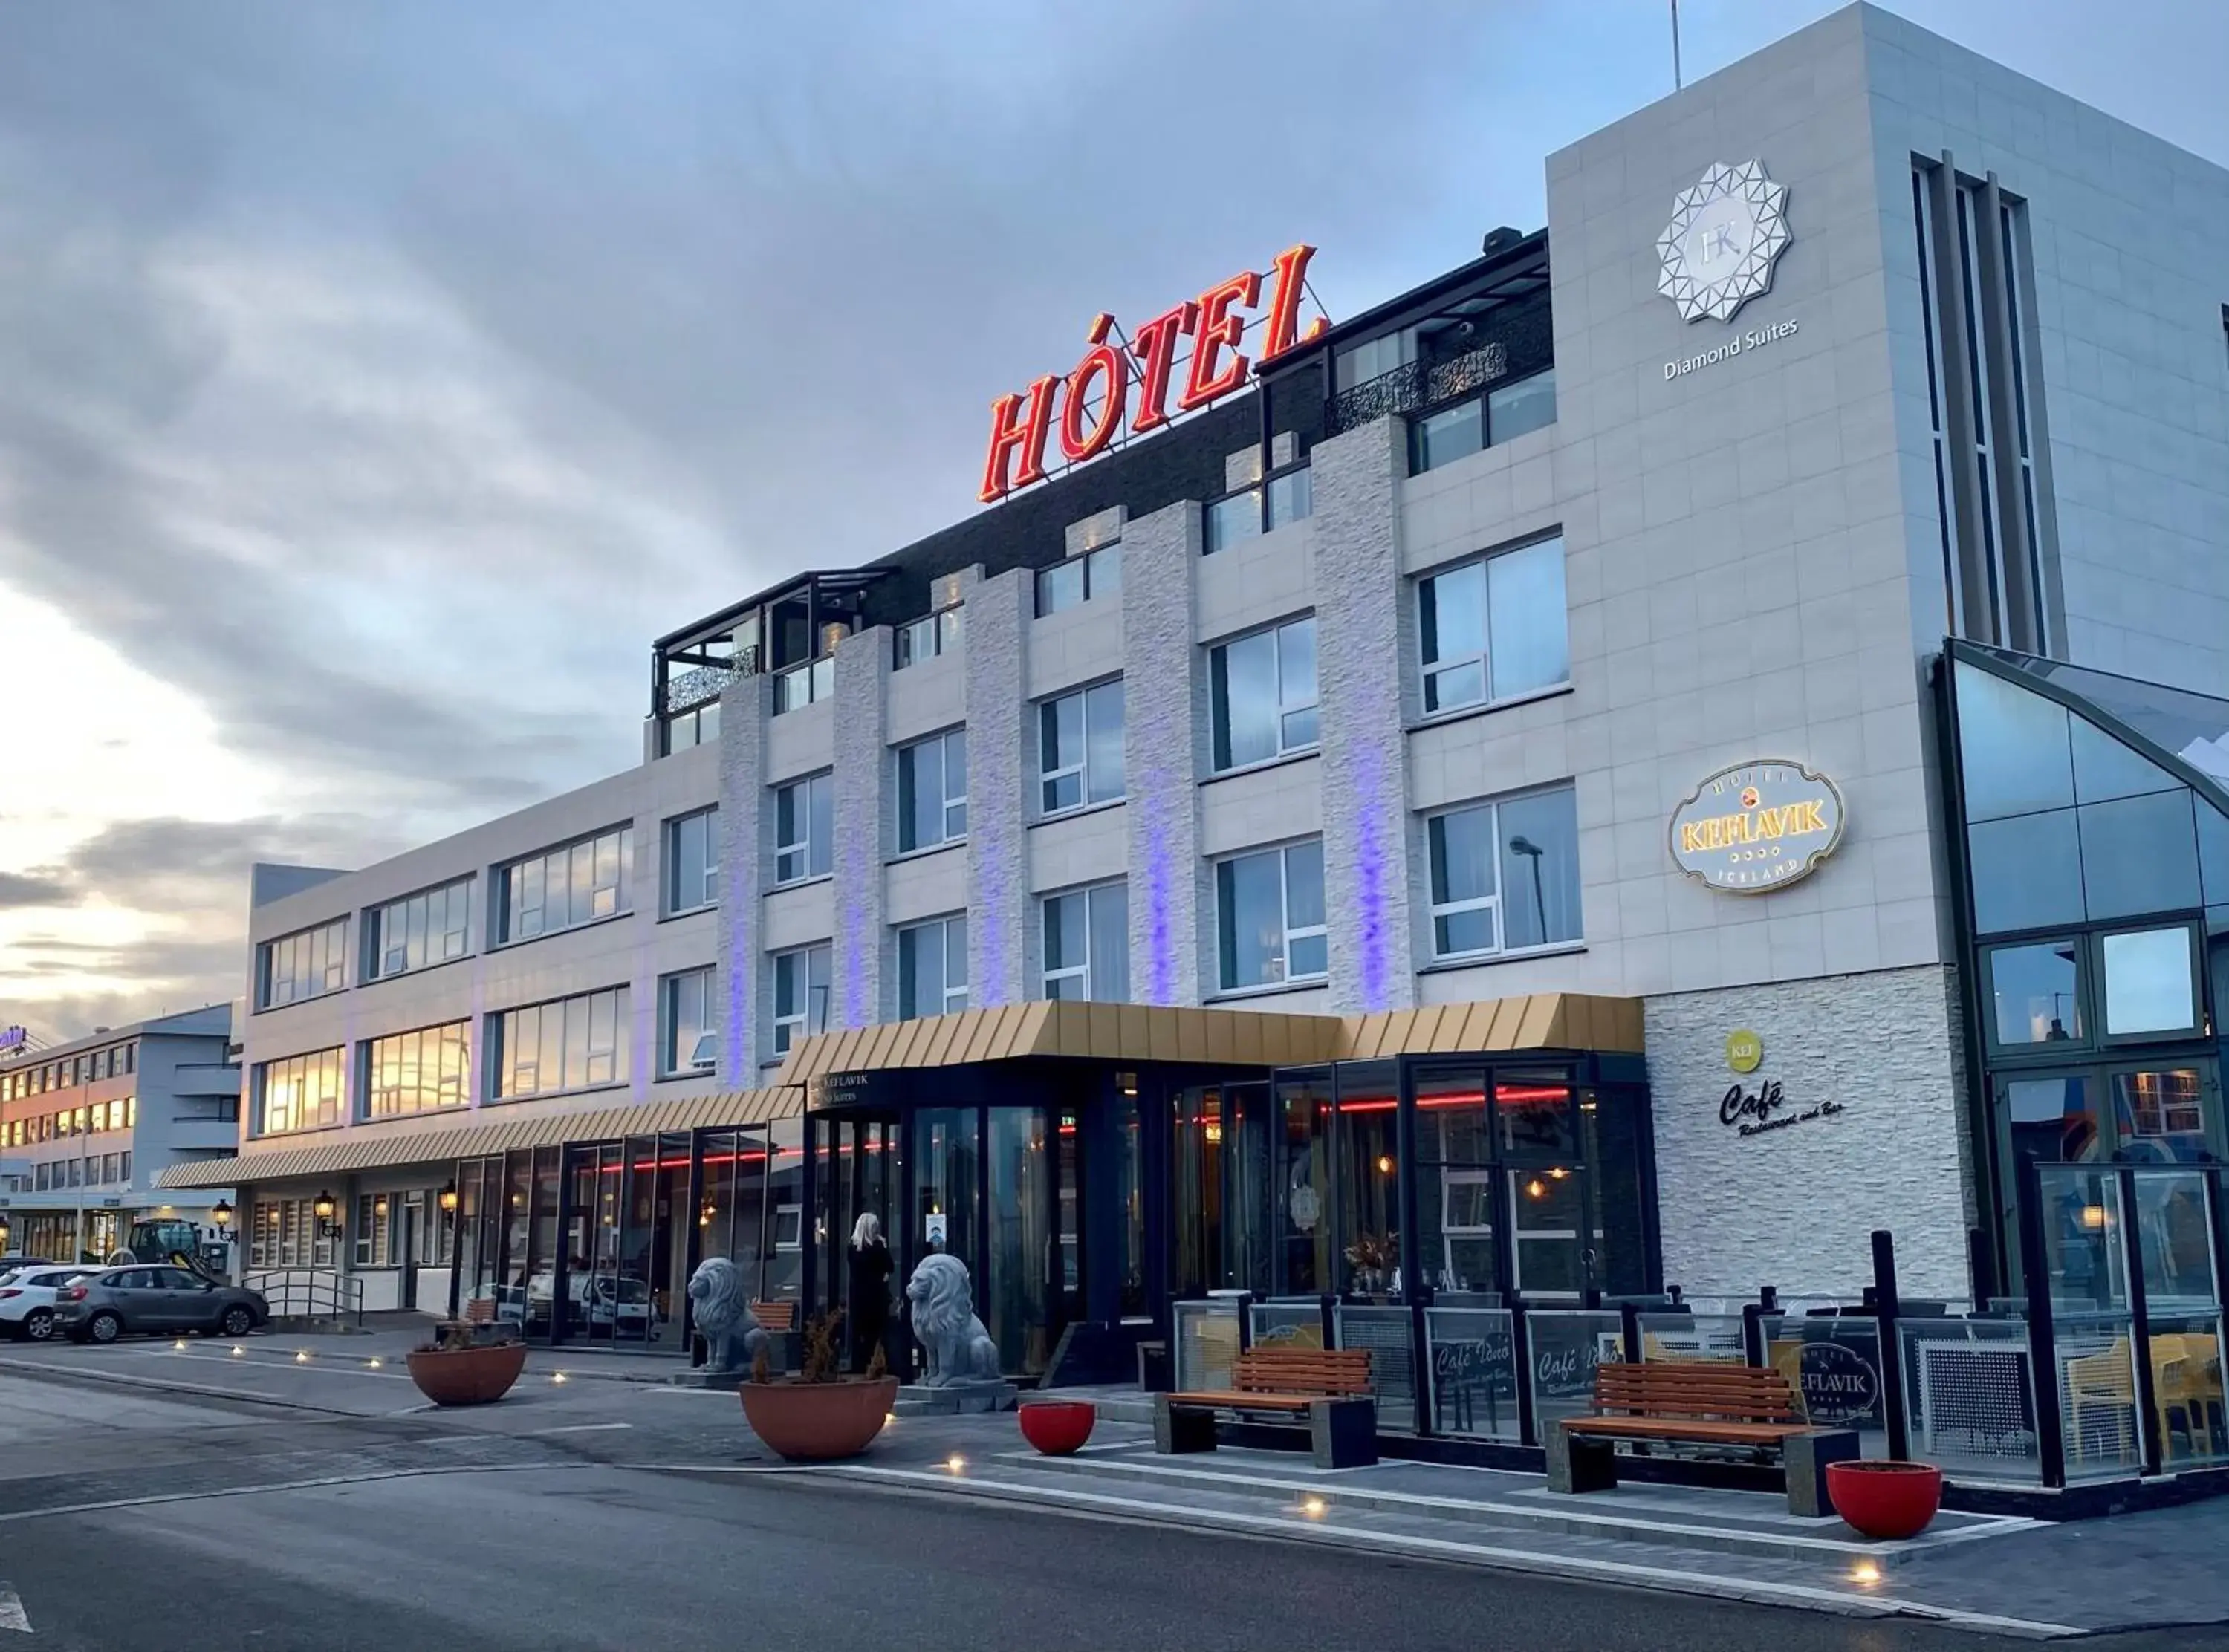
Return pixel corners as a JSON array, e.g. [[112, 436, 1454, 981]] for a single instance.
[[1656, 160, 1791, 324]]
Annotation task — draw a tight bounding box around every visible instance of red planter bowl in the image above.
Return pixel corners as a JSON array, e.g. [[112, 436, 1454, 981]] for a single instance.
[[1826, 1460, 1944, 1541], [1017, 1399, 1097, 1456], [406, 1341, 528, 1407]]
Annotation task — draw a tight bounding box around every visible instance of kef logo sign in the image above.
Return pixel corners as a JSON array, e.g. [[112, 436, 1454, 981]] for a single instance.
[[1668, 760, 1846, 894], [979, 245, 1328, 503]]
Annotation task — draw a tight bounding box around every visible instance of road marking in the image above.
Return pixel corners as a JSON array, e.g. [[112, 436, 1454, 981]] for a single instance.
[[0, 1586, 26, 1632], [526, 1422, 634, 1436], [814, 1466, 2085, 1639], [0, 1463, 568, 1523]]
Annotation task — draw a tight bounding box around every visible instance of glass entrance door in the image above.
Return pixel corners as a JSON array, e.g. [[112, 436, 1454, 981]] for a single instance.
[[811, 1116, 901, 1370]]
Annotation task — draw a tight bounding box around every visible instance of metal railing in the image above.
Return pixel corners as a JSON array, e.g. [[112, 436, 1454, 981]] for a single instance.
[[245, 1267, 364, 1327]]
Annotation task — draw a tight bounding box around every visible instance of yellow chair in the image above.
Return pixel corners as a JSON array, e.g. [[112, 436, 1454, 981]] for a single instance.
[[2066, 1342, 2138, 1465]]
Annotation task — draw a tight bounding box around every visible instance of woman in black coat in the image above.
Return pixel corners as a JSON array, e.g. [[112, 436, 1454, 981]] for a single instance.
[[846, 1213, 894, 1373]]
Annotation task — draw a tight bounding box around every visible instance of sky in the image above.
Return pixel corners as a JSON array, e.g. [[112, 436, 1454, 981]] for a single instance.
[[1, 0, 2225, 1044]]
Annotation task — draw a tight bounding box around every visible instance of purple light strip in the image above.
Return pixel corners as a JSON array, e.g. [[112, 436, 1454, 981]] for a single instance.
[[1354, 746, 1389, 1011]]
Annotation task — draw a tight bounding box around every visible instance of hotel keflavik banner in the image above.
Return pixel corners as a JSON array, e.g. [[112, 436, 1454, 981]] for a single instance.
[[1667, 759, 1846, 894]]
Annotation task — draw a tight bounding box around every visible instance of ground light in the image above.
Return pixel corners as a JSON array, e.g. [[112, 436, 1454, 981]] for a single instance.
[[884, 1413, 898, 1426], [230, 1345, 245, 1356], [367, 1358, 383, 1369], [1848, 1561, 1883, 1587], [293, 1350, 309, 1363], [552, 1372, 569, 1385], [944, 1454, 965, 1474], [1298, 1496, 1328, 1519], [171, 1340, 186, 1350]]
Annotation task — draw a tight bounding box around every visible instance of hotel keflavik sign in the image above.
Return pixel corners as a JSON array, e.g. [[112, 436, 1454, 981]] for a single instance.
[[1667, 760, 1845, 894], [978, 245, 1327, 503]]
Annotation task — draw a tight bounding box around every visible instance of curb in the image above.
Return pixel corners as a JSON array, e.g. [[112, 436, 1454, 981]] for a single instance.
[[0, 1355, 379, 1420]]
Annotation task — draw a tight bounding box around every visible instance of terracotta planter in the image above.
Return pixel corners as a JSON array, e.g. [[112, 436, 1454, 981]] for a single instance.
[[1826, 1459, 1944, 1540], [741, 1376, 898, 1462], [1017, 1399, 1096, 1456], [406, 1340, 528, 1407]]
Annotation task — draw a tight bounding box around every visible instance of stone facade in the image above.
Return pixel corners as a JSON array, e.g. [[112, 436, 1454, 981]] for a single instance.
[[1121, 499, 1206, 1004], [1645, 961, 1971, 1301], [831, 625, 892, 1028], [717, 670, 774, 1083], [964, 569, 1031, 1009]]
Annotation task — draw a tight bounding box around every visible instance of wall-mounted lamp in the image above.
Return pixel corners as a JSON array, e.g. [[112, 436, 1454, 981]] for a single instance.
[[210, 1199, 233, 1235], [312, 1190, 339, 1238], [438, 1180, 459, 1215]]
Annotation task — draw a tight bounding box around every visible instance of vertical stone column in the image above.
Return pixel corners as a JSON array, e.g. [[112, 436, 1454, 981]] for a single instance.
[[831, 625, 893, 1029], [1121, 500, 1207, 1005], [716, 669, 774, 1086], [1311, 416, 1415, 1013], [964, 569, 1032, 1009]]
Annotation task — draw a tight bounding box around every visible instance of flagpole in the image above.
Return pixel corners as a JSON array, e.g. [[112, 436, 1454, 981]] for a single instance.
[[1672, 0, 1684, 91]]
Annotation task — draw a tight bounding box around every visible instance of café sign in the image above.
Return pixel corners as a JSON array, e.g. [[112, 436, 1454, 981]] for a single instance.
[[979, 244, 1327, 502], [1668, 760, 1845, 894]]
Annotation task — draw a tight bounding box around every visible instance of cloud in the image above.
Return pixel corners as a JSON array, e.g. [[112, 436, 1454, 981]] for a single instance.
[[0, 870, 74, 909]]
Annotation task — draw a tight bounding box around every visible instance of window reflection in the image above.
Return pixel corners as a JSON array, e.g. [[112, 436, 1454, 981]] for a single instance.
[[2111, 1069, 2208, 1162], [2100, 927, 2196, 1037], [2079, 791, 2199, 922], [1987, 940, 2082, 1047]]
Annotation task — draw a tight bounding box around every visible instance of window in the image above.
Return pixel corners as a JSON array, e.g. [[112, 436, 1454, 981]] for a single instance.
[[774, 655, 834, 714], [898, 917, 969, 1019], [354, 1194, 395, 1267], [1039, 682, 1123, 813], [896, 608, 964, 669], [774, 773, 834, 883], [496, 825, 634, 943], [1216, 841, 1326, 990], [254, 1047, 346, 1135], [491, 986, 629, 1099], [1035, 543, 1121, 617], [1409, 368, 1557, 475], [1418, 536, 1568, 714], [1211, 617, 1317, 770], [661, 966, 718, 1076], [257, 918, 348, 1008], [361, 1022, 469, 1119], [364, 878, 473, 981], [1427, 785, 1583, 960], [663, 698, 720, 754], [772, 943, 831, 1056], [1042, 883, 1128, 1002], [1204, 490, 1261, 555], [2101, 926, 2199, 1038], [1265, 465, 1312, 531], [898, 730, 968, 851], [1335, 327, 1415, 391], [664, 807, 719, 914]]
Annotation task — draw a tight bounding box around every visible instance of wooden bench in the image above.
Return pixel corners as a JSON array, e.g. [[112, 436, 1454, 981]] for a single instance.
[[462, 1296, 496, 1326], [1155, 1346, 1378, 1469], [750, 1300, 796, 1333], [1548, 1360, 1858, 1518]]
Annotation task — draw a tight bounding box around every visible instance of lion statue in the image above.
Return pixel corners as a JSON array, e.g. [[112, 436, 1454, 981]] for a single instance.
[[905, 1252, 1001, 1387], [687, 1257, 766, 1373]]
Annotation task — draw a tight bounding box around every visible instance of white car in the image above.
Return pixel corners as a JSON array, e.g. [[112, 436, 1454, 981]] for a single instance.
[[0, 1265, 96, 1342]]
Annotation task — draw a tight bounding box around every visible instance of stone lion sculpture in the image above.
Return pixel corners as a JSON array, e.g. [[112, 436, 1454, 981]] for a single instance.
[[687, 1257, 765, 1373], [906, 1252, 1001, 1387]]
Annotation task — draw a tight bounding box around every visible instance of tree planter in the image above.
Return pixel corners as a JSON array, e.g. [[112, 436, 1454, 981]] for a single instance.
[[741, 1376, 898, 1462], [1017, 1399, 1096, 1456], [406, 1340, 528, 1407], [1826, 1460, 1943, 1540]]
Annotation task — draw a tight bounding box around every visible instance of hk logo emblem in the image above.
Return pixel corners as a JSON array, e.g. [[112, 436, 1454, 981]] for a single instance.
[[1657, 160, 1791, 323]]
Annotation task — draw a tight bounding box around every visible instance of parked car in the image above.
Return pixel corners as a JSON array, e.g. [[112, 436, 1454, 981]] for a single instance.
[[0, 1266, 96, 1342], [54, 1265, 269, 1344]]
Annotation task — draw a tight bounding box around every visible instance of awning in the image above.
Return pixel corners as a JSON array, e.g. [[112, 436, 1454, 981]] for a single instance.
[[774, 993, 1642, 1091], [154, 1087, 799, 1190]]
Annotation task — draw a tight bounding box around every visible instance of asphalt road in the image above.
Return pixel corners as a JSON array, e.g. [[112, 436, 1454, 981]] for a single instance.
[[0, 1359, 2216, 1651]]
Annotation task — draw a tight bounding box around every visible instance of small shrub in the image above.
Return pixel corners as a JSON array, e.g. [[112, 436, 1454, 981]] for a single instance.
[[749, 1344, 772, 1385], [799, 1307, 844, 1383]]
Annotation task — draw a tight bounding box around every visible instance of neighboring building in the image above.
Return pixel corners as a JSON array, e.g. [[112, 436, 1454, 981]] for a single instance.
[[166, 4, 2229, 1394], [1, 1007, 238, 1263]]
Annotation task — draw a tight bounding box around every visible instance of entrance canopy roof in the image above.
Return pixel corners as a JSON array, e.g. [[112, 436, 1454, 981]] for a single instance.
[[155, 1087, 796, 1189], [774, 994, 1643, 1096]]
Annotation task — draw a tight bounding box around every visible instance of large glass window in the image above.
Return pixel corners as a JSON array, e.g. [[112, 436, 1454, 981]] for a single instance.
[[257, 918, 348, 1008], [895, 608, 963, 669], [2100, 926, 2199, 1038], [1409, 368, 1557, 475], [362, 1022, 468, 1119], [1216, 841, 1326, 991], [1336, 328, 1414, 391], [659, 966, 717, 1077], [363, 879, 471, 981], [898, 917, 968, 1019], [253, 1047, 345, 1135], [1039, 682, 1123, 814], [1035, 543, 1120, 616], [1427, 785, 1582, 958], [496, 825, 633, 943], [491, 986, 629, 1099], [1985, 939, 2083, 1047], [1418, 536, 1568, 715], [1041, 882, 1128, 1002], [774, 773, 834, 883], [663, 807, 719, 914], [1210, 617, 1317, 771], [898, 730, 968, 851], [771, 943, 831, 1056]]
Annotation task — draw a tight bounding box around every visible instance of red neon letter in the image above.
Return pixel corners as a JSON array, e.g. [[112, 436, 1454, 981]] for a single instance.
[[1178, 270, 1260, 412], [1128, 300, 1196, 435], [1060, 313, 1131, 464], [1257, 243, 1326, 365], [978, 374, 1060, 502]]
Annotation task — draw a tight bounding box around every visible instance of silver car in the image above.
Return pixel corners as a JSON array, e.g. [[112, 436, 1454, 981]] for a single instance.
[[54, 1265, 268, 1344]]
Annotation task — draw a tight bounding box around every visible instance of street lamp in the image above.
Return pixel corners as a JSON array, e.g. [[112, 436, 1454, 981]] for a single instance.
[[312, 1190, 339, 1238], [1509, 836, 1548, 945], [438, 1180, 459, 1215], [210, 1199, 233, 1242]]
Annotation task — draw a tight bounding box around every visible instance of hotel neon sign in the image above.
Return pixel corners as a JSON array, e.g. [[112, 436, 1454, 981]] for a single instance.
[[978, 244, 1327, 503]]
